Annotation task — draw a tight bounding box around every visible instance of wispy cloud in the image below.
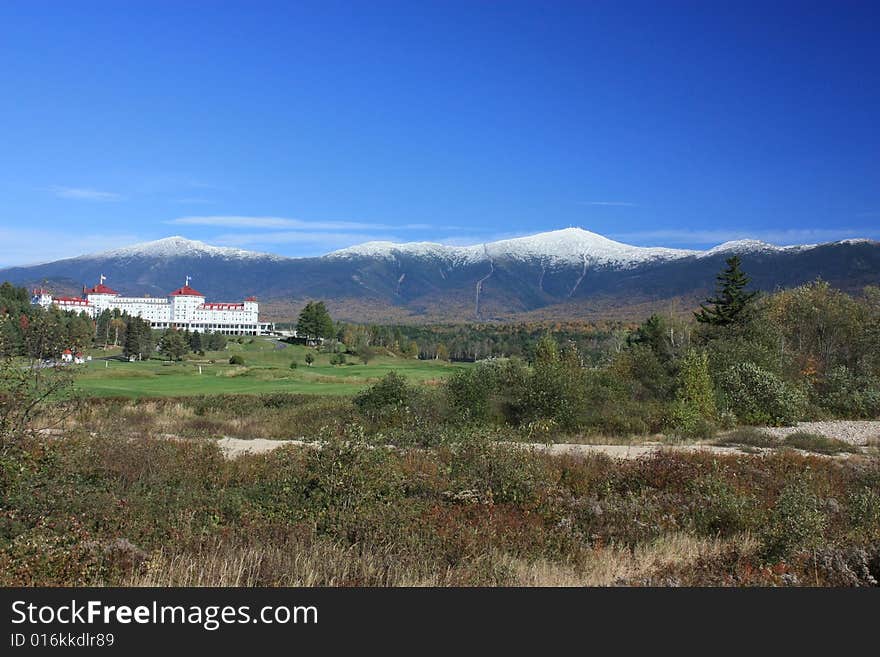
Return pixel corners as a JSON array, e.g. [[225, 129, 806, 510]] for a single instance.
[[0, 228, 141, 268], [167, 215, 438, 231], [210, 230, 404, 254], [50, 186, 123, 201], [173, 198, 215, 205], [579, 201, 639, 207], [609, 227, 880, 247], [169, 215, 385, 230]]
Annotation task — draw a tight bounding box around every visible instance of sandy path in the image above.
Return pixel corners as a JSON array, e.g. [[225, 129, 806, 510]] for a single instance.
[[214, 436, 854, 460], [760, 420, 880, 445]]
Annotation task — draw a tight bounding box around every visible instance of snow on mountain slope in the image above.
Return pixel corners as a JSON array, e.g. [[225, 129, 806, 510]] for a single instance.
[[699, 239, 818, 258], [329, 228, 699, 268], [482, 228, 698, 266], [328, 240, 484, 265], [75, 236, 287, 261]]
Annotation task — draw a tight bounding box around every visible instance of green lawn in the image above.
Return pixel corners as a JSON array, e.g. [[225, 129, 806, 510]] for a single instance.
[[72, 337, 469, 398]]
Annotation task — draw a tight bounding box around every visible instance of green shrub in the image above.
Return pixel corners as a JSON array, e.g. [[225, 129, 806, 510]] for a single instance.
[[688, 475, 760, 537], [782, 431, 859, 455], [718, 362, 806, 426], [847, 486, 880, 537], [820, 366, 880, 419], [228, 355, 245, 366], [760, 478, 827, 562], [518, 336, 589, 431], [445, 365, 493, 423], [289, 360, 298, 369], [353, 371, 410, 424], [714, 427, 778, 448], [445, 436, 553, 506]]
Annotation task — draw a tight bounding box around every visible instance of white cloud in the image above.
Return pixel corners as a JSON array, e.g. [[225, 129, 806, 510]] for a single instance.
[[579, 201, 639, 207], [50, 186, 123, 201], [166, 215, 443, 231], [167, 215, 397, 230], [210, 230, 404, 254], [173, 198, 215, 205], [0, 228, 141, 268], [609, 227, 880, 247]]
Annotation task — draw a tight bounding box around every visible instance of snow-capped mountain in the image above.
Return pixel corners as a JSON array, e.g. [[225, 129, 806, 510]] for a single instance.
[[2, 229, 878, 321], [74, 236, 287, 262], [330, 228, 700, 268]]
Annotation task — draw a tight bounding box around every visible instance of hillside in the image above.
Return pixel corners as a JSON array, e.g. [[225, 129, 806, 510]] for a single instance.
[[2, 229, 879, 322]]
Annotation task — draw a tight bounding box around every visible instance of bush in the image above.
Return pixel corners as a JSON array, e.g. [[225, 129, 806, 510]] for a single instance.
[[353, 372, 410, 424], [228, 355, 245, 366], [718, 362, 806, 426], [714, 427, 777, 448], [847, 486, 880, 537], [445, 436, 553, 506], [782, 431, 859, 455], [689, 475, 760, 538], [820, 366, 880, 419], [760, 478, 827, 562], [518, 337, 588, 431], [445, 366, 492, 424], [289, 360, 298, 369]]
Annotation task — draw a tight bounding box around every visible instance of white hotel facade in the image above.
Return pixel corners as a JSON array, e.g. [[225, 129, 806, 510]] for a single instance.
[[32, 277, 274, 336]]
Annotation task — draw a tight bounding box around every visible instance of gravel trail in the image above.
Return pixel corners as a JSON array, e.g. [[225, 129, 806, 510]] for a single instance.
[[760, 420, 880, 445]]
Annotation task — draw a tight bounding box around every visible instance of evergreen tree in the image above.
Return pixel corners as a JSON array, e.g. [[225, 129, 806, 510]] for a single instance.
[[159, 328, 189, 361], [122, 317, 154, 360], [695, 256, 758, 326], [95, 309, 113, 346], [66, 313, 94, 352], [189, 331, 202, 353], [296, 301, 334, 340]]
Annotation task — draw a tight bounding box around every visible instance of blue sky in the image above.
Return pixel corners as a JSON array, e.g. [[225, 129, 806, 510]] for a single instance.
[[1, 0, 878, 266]]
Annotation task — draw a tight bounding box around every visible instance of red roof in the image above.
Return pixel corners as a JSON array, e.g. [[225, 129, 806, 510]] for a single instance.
[[62, 349, 72, 355], [200, 302, 245, 310], [169, 285, 204, 297], [245, 296, 257, 302], [54, 296, 90, 304], [85, 283, 119, 295]]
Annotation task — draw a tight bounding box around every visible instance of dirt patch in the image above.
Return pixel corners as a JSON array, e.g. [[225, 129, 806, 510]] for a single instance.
[[761, 420, 880, 446]]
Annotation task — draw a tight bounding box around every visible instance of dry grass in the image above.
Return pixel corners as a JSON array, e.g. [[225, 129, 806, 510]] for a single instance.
[[126, 533, 757, 587], [507, 533, 757, 586]]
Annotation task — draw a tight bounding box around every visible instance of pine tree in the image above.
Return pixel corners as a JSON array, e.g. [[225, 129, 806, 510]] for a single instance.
[[159, 328, 188, 361], [122, 318, 141, 359], [296, 301, 334, 340], [189, 331, 202, 353], [695, 256, 758, 326]]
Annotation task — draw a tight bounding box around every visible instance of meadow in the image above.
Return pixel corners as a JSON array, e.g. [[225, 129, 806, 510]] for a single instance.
[[73, 337, 469, 398]]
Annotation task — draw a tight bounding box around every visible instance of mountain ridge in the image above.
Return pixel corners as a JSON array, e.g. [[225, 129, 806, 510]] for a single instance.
[[2, 228, 879, 322]]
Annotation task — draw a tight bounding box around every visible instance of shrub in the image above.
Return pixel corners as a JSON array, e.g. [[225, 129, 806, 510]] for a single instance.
[[688, 475, 760, 537], [667, 350, 717, 438], [353, 372, 410, 424], [782, 432, 859, 455], [518, 336, 588, 431], [445, 366, 492, 424], [760, 478, 827, 562], [289, 360, 298, 369], [718, 362, 807, 426], [820, 366, 880, 419], [847, 486, 880, 537], [714, 427, 778, 448], [445, 436, 553, 506], [228, 355, 245, 366]]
